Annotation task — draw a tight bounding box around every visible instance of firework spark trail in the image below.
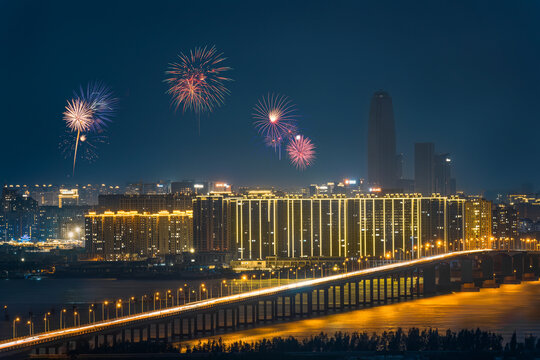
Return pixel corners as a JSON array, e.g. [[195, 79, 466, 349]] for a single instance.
[[287, 135, 316, 170], [165, 45, 232, 132], [59, 130, 107, 164], [63, 98, 94, 175], [253, 93, 298, 158]]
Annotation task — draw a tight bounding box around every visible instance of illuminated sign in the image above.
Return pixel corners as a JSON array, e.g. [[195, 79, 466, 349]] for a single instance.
[[194, 184, 204, 189], [369, 187, 382, 192]]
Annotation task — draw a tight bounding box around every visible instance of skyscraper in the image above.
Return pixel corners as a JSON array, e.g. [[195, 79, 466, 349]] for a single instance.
[[367, 90, 397, 189], [415, 142, 435, 195]]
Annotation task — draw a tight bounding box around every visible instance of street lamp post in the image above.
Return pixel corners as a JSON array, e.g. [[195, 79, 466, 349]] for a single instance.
[[102, 301, 108, 321], [128, 297, 134, 315], [220, 280, 226, 297], [153, 293, 160, 310], [12, 317, 20, 338], [177, 288, 184, 305], [60, 309, 67, 329], [88, 306, 94, 324], [27, 320, 33, 335]]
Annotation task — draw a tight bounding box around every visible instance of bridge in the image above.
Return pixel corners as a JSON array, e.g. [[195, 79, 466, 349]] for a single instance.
[[1, 249, 538, 357]]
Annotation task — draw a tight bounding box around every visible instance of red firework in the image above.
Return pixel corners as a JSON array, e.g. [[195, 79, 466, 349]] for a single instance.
[[165, 45, 232, 114], [287, 135, 316, 170], [253, 93, 298, 146]]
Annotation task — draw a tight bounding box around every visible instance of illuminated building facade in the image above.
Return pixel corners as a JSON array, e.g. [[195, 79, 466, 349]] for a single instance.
[[85, 210, 193, 260], [192, 195, 232, 252], [464, 197, 492, 249], [97, 194, 193, 213], [193, 194, 466, 261], [492, 203, 519, 249]]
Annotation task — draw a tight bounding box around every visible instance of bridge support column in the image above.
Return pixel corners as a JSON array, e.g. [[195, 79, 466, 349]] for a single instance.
[[384, 277, 388, 302], [324, 288, 329, 313], [233, 308, 238, 330], [438, 263, 451, 292], [211, 312, 216, 335], [339, 284, 344, 309], [187, 318, 193, 338], [147, 324, 151, 340], [397, 273, 401, 299], [513, 254, 524, 280], [481, 257, 494, 280], [461, 259, 474, 283], [416, 269, 421, 297], [307, 291, 313, 316], [423, 265, 436, 295]]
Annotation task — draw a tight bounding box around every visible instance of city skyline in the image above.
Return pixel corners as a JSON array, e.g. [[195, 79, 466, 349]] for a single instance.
[[1, 1, 539, 193]]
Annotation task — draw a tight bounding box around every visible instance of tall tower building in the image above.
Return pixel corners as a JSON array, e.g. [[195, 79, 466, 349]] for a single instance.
[[367, 90, 397, 189], [414, 142, 435, 195]]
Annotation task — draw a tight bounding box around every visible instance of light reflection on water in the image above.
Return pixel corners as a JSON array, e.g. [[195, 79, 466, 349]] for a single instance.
[[182, 281, 540, 345]]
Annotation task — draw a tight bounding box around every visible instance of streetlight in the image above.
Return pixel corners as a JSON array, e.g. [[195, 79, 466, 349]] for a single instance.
[[153, 292, 160, 310], [12, 317, 20, 338], [116, 302, 122, 318], [177, 288, 184, 305], [43, 312, 50, 332], [128, 297, 135, 315], [102, 301, 109, 321], [27, 320, 33, 335], [141, 295, 147, 312], [88, 306, 95, 324], [73, 311, 79, 327], [199, 283, 206, 300], [220, 280, 227, 297], [60, 309, 67, 329], [166, 290, 172, 307]]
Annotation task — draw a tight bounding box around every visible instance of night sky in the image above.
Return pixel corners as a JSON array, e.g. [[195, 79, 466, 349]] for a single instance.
[[1, 0, 539, 193]]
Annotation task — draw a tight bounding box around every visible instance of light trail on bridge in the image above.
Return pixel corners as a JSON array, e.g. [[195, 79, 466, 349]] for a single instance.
[[0, 250, 490, 352]]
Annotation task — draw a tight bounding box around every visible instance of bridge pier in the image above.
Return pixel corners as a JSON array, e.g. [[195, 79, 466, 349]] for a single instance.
[[461, 259, 473, 283], [438, 263, 451, 292], [513, 253, 524, 280], [423, 265, 436, 295]]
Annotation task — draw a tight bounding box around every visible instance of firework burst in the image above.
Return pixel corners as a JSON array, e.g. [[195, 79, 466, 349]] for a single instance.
[[165, 45, 232, 122], [62, 82, 117, 175], [253, 93, 298, 143], [63, 98, 93, 133], [287, 135, 316, 170], [75, 81, 118, 131]]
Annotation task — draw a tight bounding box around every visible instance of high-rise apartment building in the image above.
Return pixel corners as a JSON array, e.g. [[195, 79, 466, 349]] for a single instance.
[[367, 91, 397, 189], [492, 203, 519, 250], [193, 194, 467, 261], [464, 197, 492, 249], [192, 195, 233, 252], [96, 194, 193, 213], [85, 210, 193, 260]]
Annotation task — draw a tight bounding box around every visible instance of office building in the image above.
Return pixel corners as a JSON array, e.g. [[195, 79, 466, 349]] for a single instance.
[[414, 142, 435, 195], [367, 90, 397, 189], [0, 188, 39, 241]]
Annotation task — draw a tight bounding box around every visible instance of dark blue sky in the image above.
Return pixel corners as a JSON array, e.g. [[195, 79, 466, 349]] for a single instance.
[[1, 0, 539, 193]]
